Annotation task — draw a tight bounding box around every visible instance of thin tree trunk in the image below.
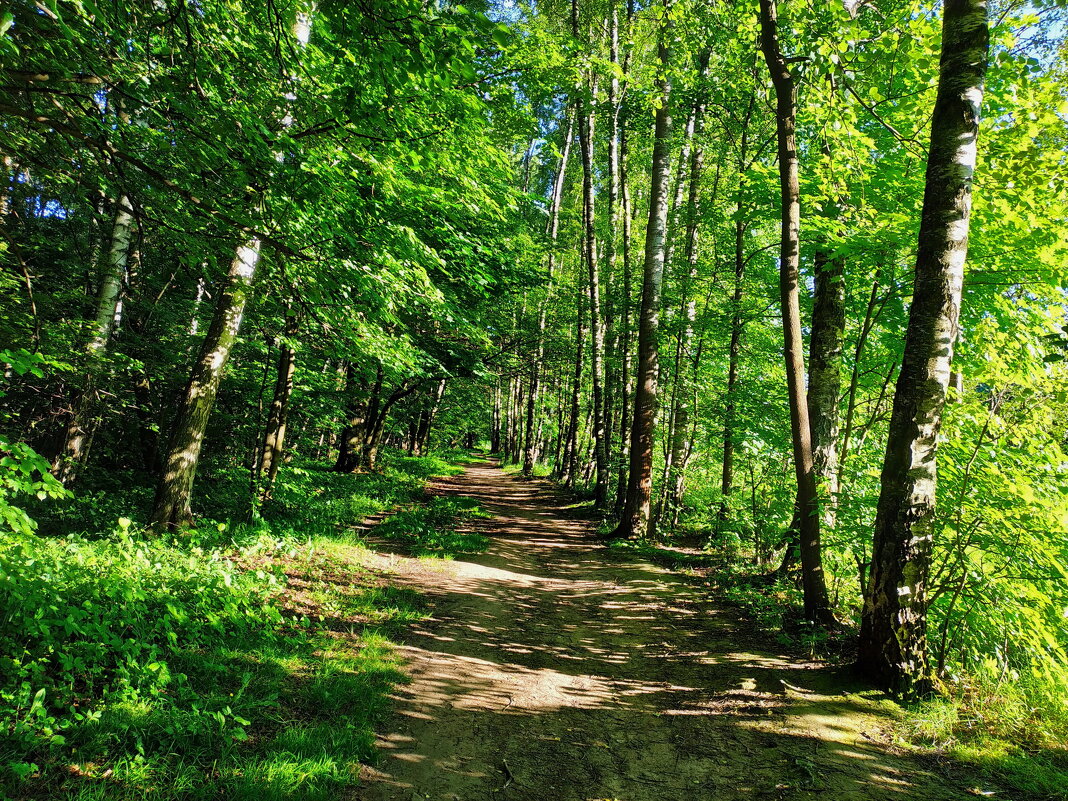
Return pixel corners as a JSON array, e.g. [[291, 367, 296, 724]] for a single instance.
[[720, 224, 746, 523], [511, 378, 525, 464], [718, 92, 756, 525], [839, 262, 890, 482], [257, 313, 298, 500], [603, 4, 622, 508], [564, 305, 586, 489], [53, 196, 136, 485], [858, 0, 988, 698], [150, 240, 261, 528], [759, 0, 833, 624], [554, 359, 567, 475], [661, 115, 706, 529], [615, 4, 672, 540], [415, 378, 447, 455], [663, 106, 697, 274], [577, 76, 610, 511], [614, 130, 635, 517], [524, 106, 574, 476], [491, 377, 502, 453]]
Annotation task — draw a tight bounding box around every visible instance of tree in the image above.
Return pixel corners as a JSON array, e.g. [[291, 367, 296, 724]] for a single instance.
[[615, 0, 673, 541], [758, 0, 833, 624], [857, 0, 990, 699]]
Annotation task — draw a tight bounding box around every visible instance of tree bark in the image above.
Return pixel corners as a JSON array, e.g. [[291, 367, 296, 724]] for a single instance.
[[577, 78, 610, 510], [614, 129, 635, 517], [808, 247, 846, 523], [564, 303, 586, 488], [759, 0, 833, 624], [615, 3, 672, 540], [54, 196, 135, 485], [858, 0, 988, 698], [415, 378, 447, 456], [720, 207, 747, 522], [150, 6, 311, 525], [364, 380, 421, 470], [717, 87, 756, 525], [491, 377, 502, 453], [334, 363, 370, 473], [839, 262, 890, 483], [524, 106, 574, 476], [150, 240, 261, 529], [603, 4, 623, 509], [257, 313, 299, 500], [660, 111, 705, 530]]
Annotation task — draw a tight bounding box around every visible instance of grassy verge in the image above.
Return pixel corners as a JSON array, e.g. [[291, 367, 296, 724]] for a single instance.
[[902, 674, 1068, 799], [0, 450, 462, 800], [374, 496, 491, 557], [500, 461, 552, 478]]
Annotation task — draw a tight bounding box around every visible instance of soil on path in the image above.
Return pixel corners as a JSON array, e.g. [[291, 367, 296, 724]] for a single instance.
[[354, 459, 976, 801]]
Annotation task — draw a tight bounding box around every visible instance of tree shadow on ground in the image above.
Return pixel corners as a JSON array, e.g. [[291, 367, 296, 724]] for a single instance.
[[350, 459, 1004, 801]]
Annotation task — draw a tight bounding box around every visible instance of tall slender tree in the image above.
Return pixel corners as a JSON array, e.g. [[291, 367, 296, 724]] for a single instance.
[[614, 0, 673, 540], [54, 195, 136, 485], [858, 0, 990, 698], [758, 0, 833, 623]]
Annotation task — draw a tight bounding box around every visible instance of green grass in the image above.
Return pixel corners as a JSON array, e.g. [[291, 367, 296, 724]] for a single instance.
[[902, 670, 1068, 799], [0, 449, 460, 799], [500, 461, 552, 478], [374, 495, 491, 557]]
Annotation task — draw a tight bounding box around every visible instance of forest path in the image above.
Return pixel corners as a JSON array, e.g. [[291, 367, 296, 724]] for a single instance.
[[354, 458, 975, 801]]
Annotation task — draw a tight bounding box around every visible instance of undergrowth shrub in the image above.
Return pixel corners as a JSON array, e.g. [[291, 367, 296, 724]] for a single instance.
[[0, 449, 460, 795], [904, 663, 1068, 787], [0, 523, 286, 777]]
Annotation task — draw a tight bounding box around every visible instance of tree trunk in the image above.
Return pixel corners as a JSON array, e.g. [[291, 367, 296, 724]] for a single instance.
[[257, 314, 298, 500], [505, 374, 517, 459], [614, 129, 635, 518], [808, 247, 846, 523], [603, 3, 623, 509], [663, 106, 697, 274], [334, 363, 368, 472], [564, 306, 586, 489], [577, 78, 610, 511], [858, 0, 988, 698], [363, 381, 421, 470], [720, 210, 748, 523], [511, 378, 525, 464], [661, 116, 705, 530], [491, 377, 502, 454], [615, 4, 672, 540], [150, 240, 261, 529], [149, 6, 310, 525], [759, 0, 833, 624], [54, 196, 135, 485], [776, 245, 847, 575], [524, 106, 574, 476], [839, 262, 890, 483], [415, 378, 447, 456]]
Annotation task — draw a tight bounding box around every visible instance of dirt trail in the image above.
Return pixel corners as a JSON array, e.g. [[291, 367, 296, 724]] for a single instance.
[[355, 459, 975, 801]]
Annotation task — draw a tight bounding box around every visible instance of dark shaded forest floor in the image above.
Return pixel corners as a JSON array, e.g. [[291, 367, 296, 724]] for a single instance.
[[352, 458, 988, 801]]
